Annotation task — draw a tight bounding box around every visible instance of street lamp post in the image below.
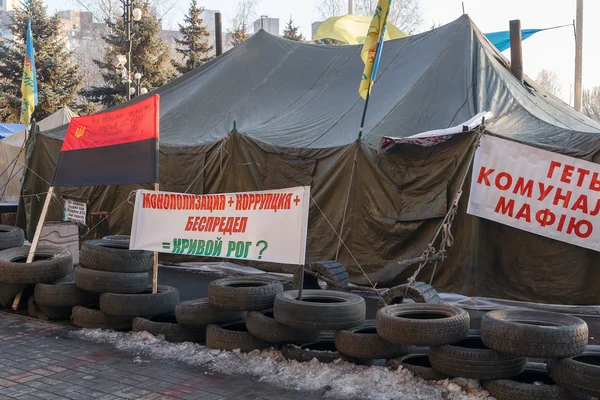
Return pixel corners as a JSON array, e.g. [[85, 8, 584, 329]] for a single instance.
[[115, 1, 142, 100], [133, 72, 147, 96]]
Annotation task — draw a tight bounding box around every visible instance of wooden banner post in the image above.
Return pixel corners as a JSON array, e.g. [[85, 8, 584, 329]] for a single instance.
[[152, 105, 160, 294], [12, 186, 54, 310], [152, 183, 159, 294]]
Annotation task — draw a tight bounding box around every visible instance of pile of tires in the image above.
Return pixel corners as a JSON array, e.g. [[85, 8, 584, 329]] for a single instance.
[[202, 276, 285, 351], [377, 304, 597, 399], [0, 225, 29, 308], [73, 237, 179, 330], [479, 309, 597, 399], [0, 225, 86, 320]]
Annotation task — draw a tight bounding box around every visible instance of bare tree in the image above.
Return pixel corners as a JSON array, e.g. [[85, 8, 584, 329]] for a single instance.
[[316, 0, 345, 20], [583, 87, 600, 122], [535, 69, 562, 97], [354, 0, 423, 34], [70, 0, 178, 23], [227, 0, 257, 48], [231, 0, 258, 31]]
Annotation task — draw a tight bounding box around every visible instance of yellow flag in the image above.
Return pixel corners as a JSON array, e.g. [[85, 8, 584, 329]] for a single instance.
[[359, 0, 392, 100], [20, 20, 38, 125]]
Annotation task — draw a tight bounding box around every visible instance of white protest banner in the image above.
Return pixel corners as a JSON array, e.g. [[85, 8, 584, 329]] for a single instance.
[[468, 135, 600, 251], [64, 199, 87, 225], [130, 186, 310, 265]]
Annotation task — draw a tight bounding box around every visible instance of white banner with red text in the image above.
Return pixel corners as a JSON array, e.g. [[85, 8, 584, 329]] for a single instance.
[[130, 186, 310, 265], [468, 135, 600, 251]]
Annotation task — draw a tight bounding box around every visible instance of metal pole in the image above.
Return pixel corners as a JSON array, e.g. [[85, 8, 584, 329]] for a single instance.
[[348, 0, 353, 14], [574, 0, 583, 111], [509, 20, 523, 84], [297, 264, 304, 300], [125, 0, 132, 100], [215, 12, 223, 56]]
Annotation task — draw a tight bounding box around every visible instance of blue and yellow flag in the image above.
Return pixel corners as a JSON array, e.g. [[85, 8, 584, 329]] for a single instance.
[[20, 20, 38, 126], [359, 0, 392, 100]]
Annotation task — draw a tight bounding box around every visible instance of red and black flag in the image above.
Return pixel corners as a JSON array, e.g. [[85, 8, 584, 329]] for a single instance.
[[52, 95, 159, 187]]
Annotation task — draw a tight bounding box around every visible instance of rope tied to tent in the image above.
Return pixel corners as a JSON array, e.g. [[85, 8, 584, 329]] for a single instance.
[[402, 125, 485, 295]]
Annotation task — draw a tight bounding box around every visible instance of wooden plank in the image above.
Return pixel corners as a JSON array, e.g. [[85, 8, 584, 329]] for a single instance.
[[12, 187, 54, 310]]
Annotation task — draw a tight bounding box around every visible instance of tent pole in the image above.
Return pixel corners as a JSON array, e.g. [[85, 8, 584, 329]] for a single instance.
[[12, 186, 54, 310]]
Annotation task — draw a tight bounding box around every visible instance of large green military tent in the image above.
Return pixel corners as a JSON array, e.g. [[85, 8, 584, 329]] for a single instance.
[[18, 16, 600, 304]]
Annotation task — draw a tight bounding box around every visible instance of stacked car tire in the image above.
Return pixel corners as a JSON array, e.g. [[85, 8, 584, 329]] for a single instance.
[[376, 304, 597, 400], [204, 276, 285, 351], [0, 225, 89, 319], [73, 236, 179, 330]]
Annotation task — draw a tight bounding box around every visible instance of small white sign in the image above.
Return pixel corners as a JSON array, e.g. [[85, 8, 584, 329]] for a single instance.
[[130, 187, 311, 265], [64, 199, 87, 225], [468, 135, 600, 251]]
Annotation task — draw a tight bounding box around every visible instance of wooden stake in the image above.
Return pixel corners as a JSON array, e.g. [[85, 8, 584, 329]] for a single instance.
[[152, 182, 159, 294], [12, 186, 54, 310]]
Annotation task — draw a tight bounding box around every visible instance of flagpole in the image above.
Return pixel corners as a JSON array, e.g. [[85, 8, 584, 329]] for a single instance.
[[357, 80, 372, 141]]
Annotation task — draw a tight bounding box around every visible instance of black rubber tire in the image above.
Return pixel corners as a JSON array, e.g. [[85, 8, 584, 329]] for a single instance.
[[74, 266, 149, 294], [132, 314, 206, 343], [0, 282, 29, 308], [208, 277, 284, 311], [100, 285, 179, 317], [387, 352, 450, 381], [34, 282, 98, 308], [206, 321, 269, 352], [176, 298, 245, 325], [376, 304, 470, 346], [292, 260, 349, 290], [102, 235, 130, 243], [28, 296, 39, 318], [246, 309, 320, 344], [71, 304, 133, 330], [335, 320, 415, 360], [377, 282, 441, 308], [0, 246, 73, 284], [481, 310, 589, 358], [429, 332, 527, 379], [483, 363, 579, 400], [549, 352, 600, 398], [282, 340, 342, 364], [0, 225, 24, 250], [36, 304, 72, 321], [274, 290, 365, 331], [80, 239, 152, 273]]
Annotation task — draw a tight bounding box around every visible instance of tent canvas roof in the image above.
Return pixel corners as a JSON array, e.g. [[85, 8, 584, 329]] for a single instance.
[[0, 123, 24, 137], [43, 15, 600, 157], [1, 107, 77, 148]]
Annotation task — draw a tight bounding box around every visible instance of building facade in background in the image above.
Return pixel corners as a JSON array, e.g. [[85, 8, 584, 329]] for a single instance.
[[254, 16, 279, 36], [0, 0, 16, 40]]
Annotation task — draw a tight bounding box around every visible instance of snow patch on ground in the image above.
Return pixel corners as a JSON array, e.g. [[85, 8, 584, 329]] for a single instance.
[[71, 329, 492, 400]]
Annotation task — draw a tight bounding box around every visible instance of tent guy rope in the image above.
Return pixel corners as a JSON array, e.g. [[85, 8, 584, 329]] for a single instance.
[[310, 195, 387, 305]]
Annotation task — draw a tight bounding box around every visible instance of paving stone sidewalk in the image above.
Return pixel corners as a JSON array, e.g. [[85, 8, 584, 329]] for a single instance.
[[0, 312, 323, 400]]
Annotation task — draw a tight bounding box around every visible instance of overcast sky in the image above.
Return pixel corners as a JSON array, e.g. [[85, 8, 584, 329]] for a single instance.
[[43, 0, 599, 103]]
